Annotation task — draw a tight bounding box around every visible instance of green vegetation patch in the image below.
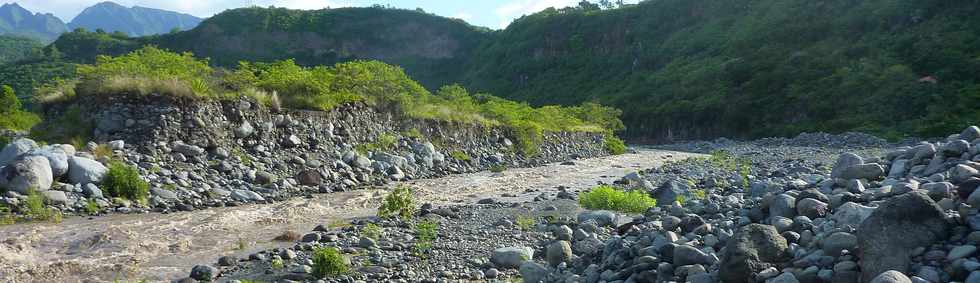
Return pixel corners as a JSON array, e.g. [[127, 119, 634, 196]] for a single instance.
[[102, 161, 150, 203], [0, 85, 41, 131], [579, 185, 657, 213], [378, 186, 417, 219], [312, 247, 349, 278]]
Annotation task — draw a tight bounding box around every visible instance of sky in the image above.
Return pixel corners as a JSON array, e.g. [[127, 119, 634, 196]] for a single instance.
[[5, 0, 639, 29]]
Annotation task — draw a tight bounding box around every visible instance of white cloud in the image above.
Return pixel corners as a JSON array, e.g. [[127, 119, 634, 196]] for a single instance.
[[451, 11, 472, 21], [493, 0, 578, 28]]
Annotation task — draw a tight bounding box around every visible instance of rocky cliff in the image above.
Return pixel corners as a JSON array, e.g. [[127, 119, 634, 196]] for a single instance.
[[3, 96, 607, 214]]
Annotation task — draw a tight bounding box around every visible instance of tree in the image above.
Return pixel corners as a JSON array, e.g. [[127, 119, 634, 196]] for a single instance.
[[599, 0, 614, 9], [578, 1, 601, 11], [0, 85, 21, 114]]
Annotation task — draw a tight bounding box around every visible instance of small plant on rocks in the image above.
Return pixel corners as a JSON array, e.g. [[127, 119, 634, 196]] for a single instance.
[[362, 223, 382, 240], [578, 185, 657, 213], [0, 204, 15, 225], [450, 150, 471, 162], [270, 258, 284, 270], [103, 161, 150, 203], [378, 186, 416, 219], [84, 199, 100, 215], [516, 215, 536, 231], [25, 189, 61, 223], [312, 247, 349, 278], [489, 164, 507, 173], [413, 219, 439, 257]]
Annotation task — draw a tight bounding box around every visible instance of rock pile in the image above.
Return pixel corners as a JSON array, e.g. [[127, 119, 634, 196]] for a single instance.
[[2, 97, 607, 216], [511, 126, 979, 283]]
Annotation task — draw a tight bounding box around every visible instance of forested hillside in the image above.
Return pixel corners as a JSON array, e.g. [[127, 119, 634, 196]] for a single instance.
[[10, 1, 980, 141], [67, 1, 203, 36], [465, 0, 980, 140]]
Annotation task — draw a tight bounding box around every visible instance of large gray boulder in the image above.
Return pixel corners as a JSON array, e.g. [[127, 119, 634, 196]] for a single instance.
[[519, 261, 549, 283], [962, 126, 980, 142], [0, 155, 53, 194], [0, 138, 38, 167], [952, 164, 980, 184], [858, 192, 948, 282], [171, 141, 205, 156], [719, 224, 790, 283], [577, 210, 617, 227], [840, 163, 885, 180], [492, 247, 533, 269], [769, 194, 796, 219], [653, 180, 687, 206], [869, 270, 912, 283], [831, 202, 875, 228], [831, 153, 864, 179], [31, 146, 69, 177], [68, 156, 108, 185]]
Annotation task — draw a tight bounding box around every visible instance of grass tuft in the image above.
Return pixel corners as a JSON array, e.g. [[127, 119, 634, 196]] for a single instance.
[[579, 185, 657, 213], [312, 247, 349, 278]]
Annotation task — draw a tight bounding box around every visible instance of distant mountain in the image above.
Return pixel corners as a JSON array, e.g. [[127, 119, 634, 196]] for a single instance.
[[0, 3, 68, 42], [68, 1, 202, 36]]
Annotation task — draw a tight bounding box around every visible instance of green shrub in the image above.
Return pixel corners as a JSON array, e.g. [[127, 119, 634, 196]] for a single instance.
[[515, 215, 536, 231], [378, 186, 416, 219], [103, 161, 150, 202], [270, 258, 285, 270], [579, 185, 657, 213], [413, 219, 439, 256], [450, 150, 471, 161], [402, 128, 423, 139], [604, 133, 627, 155], [361, 223, 382, 240], [0, 85, 20, 114], [84, 199, 100, 215], [489, 164, 507, 173], [312, 247, 349, 278]]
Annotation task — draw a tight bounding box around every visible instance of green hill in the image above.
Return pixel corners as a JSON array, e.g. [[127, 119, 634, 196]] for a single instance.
[[25, 1, 980, 140]]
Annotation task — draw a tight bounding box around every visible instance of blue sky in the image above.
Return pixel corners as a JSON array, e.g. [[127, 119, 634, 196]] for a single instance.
[[6, 0, 638, 29]]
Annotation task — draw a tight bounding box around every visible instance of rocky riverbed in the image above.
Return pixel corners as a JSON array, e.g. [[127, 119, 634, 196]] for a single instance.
[[182, 126, 980, 283], [0, 149, 694, 282]]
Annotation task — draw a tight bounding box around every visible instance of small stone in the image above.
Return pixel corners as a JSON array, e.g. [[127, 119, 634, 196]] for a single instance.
[[189, 265, 218, 281], [948, 245, 978, 261]]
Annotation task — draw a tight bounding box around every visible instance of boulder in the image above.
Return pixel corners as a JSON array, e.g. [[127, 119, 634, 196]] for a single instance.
[[719, 224, 790, 283], [577, 210, 617, 227], [42, 190, 68, 205], [545, 241, 572, 266], [653, 180, 687, 206], [962, 126, 980, 142], [888, 159, 909, 178], [822, 232, 858, 257], [952, 164, 980, 184], [0, 138, 37, 167], [171, 141, 205, 156], [674, 244, 714, 266], [796, 198, 828, 219], [68, 156, 108, 185], [0, 155, 53, 194], [770, 194, 797, 219], [234, 122, 255, 138], [832, 202, 875, 228], [519, 261, 549, 283], [189, 265, 218, 281], [31, 147, 69, 177], [858, 192, 948, 282], [296, 170, 321, 186], [840, 163, 885, 180], [941, 140, 970, 156], [492, 247, 533, 269], [831, 153, 864, 179], [869, 270, 912, 283]]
